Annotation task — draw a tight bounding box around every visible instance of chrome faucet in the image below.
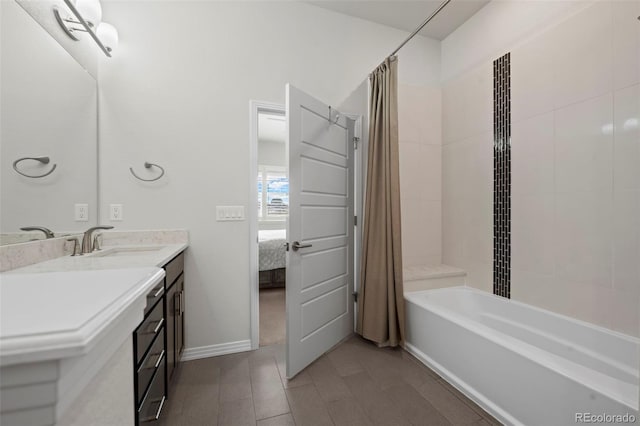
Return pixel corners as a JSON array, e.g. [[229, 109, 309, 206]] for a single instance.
[[81, 226, 113, 254], [20, 226, 55, 239]]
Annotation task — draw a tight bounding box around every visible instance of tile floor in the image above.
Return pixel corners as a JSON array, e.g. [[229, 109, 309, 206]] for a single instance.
[[159, 336, 500, 426]]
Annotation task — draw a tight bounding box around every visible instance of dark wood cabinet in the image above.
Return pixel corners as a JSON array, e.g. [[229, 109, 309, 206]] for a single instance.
[[166, 283, 176, 383], [174, 274, 185, 363], [133, 285, 166, 425], [133, 249, 185, 425], [164, 252, 185, 386]]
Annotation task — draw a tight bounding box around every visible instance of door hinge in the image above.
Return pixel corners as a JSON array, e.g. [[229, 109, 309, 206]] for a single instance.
[[284, 242, 289, 252], [353, 136, 360, 150], [354, 215, 357, 226], [352, 291, 358, 302]]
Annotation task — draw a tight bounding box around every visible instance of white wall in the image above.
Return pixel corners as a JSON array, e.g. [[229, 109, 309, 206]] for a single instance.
[[441, 0, 639, 336], [98, 1, 440, 352]]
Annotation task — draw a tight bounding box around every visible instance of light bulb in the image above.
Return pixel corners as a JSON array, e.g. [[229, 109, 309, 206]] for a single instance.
[[97, 22, 119, 53], [75, 0, 102, 28]]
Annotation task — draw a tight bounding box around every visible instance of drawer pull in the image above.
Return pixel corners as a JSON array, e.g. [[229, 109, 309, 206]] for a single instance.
[[143, 349, 165, 370], [141, 396, 166, 422], [148, 285, 164, 298], [142, 318, 164, 335]]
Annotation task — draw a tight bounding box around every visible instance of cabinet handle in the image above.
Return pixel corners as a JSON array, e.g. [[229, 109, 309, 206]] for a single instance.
[[142, 318, 164, 335], [148, 284, 164, 298], [140, 396, 166, 422], [143, 349, 165, 370], [175, 292, 180, 315], [180, 290, 185, 315]]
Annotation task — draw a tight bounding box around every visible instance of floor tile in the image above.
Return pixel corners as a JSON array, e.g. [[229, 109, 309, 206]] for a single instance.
[[277, 357, 314, 389], [160, 337, 500, 426], [417, 380, 480, 425], [436, 378, 495, 421], [180, 384, 220, 417], [326, 397, 373, 426], [285, 384, 334, 426], [218, 397, 256, 426], [219, 380, 253, 402], [343, 371, 411, 426], [326, 341, 365, 377], [384, 383, 451, 426], [254, 389, 290, 420], [257, 413, 296, 426], [306, 356, 353, 402]]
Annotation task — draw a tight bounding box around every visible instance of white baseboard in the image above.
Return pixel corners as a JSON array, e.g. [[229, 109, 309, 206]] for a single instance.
[[181, 340, 252, 361]]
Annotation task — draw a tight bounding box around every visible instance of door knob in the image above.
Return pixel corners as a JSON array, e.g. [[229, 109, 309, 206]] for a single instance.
[[291, 241, 312, 251]]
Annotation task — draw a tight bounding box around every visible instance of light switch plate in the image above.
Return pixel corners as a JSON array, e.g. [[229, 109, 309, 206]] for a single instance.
[[216, 206, 245, 221], [74, 204, 89, 222], [110, 204, 123, 221]]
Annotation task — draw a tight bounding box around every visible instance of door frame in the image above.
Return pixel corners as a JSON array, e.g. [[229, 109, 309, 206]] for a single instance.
[[249, 99, 363, 351]]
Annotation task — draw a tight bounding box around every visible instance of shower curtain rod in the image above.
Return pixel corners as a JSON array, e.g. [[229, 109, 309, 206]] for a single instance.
[[389, 0, 452, 57]]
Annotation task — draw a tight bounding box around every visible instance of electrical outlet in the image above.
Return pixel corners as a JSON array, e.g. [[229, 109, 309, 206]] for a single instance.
[[74, 204, 89, 222], [110, 204, 123, 221], [216, 206, 245, 221]]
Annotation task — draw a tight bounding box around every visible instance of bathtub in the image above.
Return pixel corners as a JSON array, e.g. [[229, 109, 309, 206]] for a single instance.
[[405, 287, 639, 426]]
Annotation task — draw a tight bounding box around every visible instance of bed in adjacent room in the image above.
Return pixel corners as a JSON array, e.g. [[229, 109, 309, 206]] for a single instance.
[[258, 229, 286, 288]]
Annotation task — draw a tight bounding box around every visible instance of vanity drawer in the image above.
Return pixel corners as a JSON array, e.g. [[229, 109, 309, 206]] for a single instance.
[[145, 281, 164, 315], [164, 252, 184, 287], [137, 357, 166, 423], [135, 300, 164, 365], [136, 329, 165, 406]]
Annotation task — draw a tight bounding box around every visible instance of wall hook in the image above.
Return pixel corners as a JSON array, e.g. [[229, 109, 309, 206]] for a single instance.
[[129, 162, 165, 182], [12, 156, 57, 178], [328, 106, 340, 125]]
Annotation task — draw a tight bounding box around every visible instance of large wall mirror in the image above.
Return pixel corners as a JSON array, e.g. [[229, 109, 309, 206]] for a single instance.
[[1, 0, 98, 245]]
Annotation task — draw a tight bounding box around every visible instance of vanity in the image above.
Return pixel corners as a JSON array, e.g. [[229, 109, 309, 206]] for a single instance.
[[133, 250, 185, 425], [0, 233, 188, 426], [0, 2, 192, 424]]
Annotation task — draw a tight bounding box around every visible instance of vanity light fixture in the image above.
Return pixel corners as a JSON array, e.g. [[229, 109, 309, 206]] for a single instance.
[[75, 0, 102, 28], [96, 22, 118, 53], [53, 0, 118, 57]]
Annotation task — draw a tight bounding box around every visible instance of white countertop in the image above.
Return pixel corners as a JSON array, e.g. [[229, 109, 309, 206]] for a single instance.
[[0, 267, 165, 366], [5, 243, 188, 274], [0, 233, 188, 425], [0, 242, 187, 366]]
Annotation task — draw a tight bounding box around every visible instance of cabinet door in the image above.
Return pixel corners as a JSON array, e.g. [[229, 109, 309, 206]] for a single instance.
[[166, 283, 177, 383], [176, 275, 185, 359]]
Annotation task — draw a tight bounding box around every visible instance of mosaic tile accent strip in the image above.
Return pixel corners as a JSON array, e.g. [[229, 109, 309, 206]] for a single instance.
[[493, 52, 511, 299]]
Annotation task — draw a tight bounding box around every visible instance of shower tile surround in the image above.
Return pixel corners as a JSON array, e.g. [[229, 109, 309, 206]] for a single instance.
[[493, 53, 511, 299], [399, 84, 443, 268], [442, 1, 639, 336]]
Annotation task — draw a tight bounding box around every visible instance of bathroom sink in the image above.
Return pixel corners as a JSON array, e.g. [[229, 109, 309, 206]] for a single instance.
[[90, 246, 166, 257]]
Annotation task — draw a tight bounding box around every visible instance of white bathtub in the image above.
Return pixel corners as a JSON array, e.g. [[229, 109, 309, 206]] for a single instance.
[[405, 287, 639, 426]]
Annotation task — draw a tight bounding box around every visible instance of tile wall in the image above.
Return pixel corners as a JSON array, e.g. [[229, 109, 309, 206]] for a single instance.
[[399, 83, 443, 267], [442, 1, 639, 336], [493, 53, 511, 298]]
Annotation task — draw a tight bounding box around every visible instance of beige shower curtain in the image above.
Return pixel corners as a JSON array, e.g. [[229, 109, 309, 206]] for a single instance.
[[356, 56, 405, 348]]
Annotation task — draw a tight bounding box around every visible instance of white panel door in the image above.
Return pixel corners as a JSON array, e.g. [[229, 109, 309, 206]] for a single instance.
[[286, 84, 354, 378]]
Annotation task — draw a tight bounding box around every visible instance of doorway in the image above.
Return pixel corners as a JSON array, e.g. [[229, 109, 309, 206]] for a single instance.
[[249, 95, 363, 373], [250, 101, 288, 348]]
